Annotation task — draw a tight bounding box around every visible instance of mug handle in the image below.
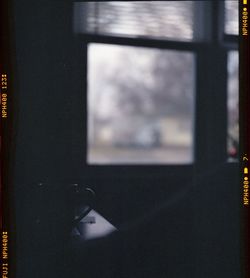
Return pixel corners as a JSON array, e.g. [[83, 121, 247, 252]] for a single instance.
[[72, 187, 96, 226]]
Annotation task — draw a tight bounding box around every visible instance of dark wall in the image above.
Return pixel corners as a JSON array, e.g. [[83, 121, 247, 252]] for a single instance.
[[11, 1, 241, 278], [13, 1, 75, 182]]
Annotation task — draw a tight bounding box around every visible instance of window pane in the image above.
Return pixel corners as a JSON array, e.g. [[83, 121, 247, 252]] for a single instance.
[[87, 44, 195, 164], [74, 1, 195, 41], [227, 51, 239, 160], [225, 0, 239, 35]]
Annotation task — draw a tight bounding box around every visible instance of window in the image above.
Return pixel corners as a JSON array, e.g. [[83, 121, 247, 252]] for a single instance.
[[73, 1, 239, 166], [225, 0, 239, 35], [87, 44, 195, 164], [227, 51, 239, 161]]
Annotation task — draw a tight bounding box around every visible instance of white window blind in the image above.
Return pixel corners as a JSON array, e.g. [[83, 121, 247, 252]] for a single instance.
[[225, 0, 239, 35], [74, 1, 195, 41]]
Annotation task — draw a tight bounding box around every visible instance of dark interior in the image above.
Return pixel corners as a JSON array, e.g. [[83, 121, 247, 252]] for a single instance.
[[7, 1, 241, 278]]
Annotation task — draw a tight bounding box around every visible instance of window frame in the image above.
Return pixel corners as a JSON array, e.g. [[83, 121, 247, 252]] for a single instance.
[[73, 0, 239, 179]]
